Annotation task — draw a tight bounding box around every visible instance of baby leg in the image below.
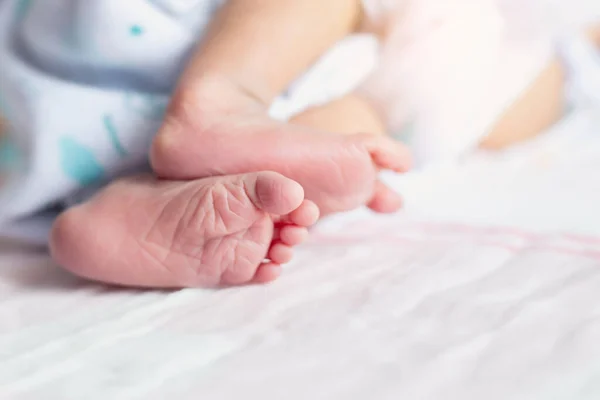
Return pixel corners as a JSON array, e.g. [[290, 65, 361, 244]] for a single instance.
[[482, 24, 600, 149], [290, 94, 386, 137], [480, 59, 565, 149], [49, 172, 319, 288], [151, 0, 412, 217]]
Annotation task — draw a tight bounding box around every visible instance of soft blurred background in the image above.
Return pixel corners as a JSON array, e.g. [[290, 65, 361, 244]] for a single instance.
[[1, 0, 600, 399]]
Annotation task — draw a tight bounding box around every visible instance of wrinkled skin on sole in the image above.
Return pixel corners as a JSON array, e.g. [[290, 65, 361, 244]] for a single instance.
[[50, 172, 319, 288]]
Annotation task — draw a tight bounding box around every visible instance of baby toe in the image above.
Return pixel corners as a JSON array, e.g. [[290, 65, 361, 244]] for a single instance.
[[252, 263, 283, 284], [268, 242, 294, 265], [248, 172, 305, 215], [287, 200, 320, 227], [279, 225, 309, 246]]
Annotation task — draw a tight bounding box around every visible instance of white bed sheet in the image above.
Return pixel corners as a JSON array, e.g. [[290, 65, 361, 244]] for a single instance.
[[0, 105, 599, 399]]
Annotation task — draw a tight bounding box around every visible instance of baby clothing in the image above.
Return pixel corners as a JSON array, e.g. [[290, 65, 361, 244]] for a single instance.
[[0, 0, 379, 242]]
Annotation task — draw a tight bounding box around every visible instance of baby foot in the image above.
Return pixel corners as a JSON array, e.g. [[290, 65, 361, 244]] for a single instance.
[[151, 109, 411, 216], [152, 114, 410, 214], [49, 172, 319, 288]]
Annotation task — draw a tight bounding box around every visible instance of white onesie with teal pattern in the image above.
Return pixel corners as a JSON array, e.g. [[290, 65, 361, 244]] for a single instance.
[[0, 0, 380, 242]]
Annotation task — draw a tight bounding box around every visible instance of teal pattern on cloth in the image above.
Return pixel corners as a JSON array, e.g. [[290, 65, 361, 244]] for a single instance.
[[0, 135, 21, 170], [59, 136, 105, 186], [14, 0, 33, 21], [0, 91, 18, 171], [103, 114, 129, 157], [130, 25, 144, 37]]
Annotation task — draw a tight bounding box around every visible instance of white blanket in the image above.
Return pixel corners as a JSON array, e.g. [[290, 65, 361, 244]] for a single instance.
[[1, 105, 600, 399]]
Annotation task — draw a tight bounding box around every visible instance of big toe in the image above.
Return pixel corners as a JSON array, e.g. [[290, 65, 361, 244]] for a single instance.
[[246, 172, 305, 215]]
